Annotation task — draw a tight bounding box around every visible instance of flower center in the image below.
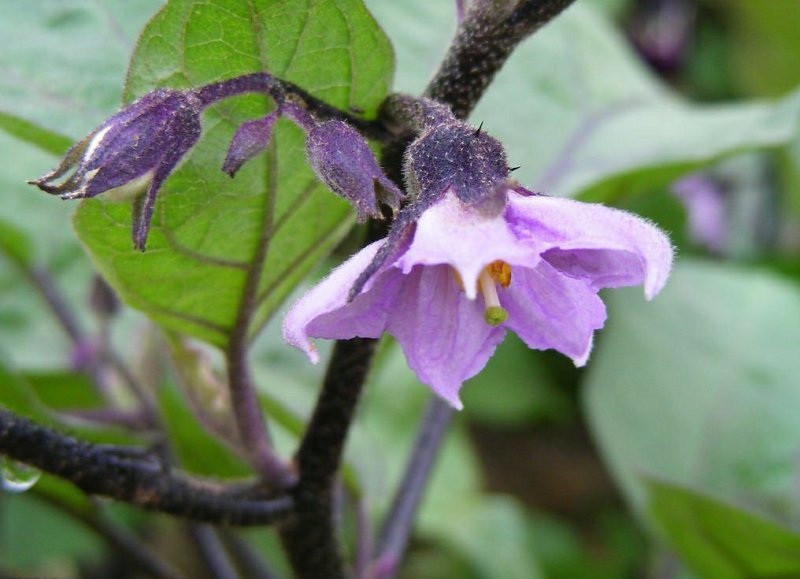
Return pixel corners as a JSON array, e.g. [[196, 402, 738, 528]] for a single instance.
[[479, 260, 512, 327]]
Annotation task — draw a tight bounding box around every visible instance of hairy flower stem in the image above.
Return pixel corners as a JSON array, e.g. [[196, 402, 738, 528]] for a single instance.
[[192, 72, 389, 141], [371, 397, 454, 579], [427, 0, 578, 119], [279, 336, 379, 579], [0, 407, 293, 525]]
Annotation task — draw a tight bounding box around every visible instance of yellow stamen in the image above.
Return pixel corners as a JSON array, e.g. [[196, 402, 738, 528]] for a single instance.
[[487, 260, 512, 288]]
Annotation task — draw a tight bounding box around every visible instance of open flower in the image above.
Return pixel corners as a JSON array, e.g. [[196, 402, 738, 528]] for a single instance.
[[30, 89, 202, 250], [283, 187, 673, 409]]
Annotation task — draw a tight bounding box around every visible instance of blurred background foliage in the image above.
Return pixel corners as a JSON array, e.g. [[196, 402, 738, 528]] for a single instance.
[[2, 0, 800, 577]]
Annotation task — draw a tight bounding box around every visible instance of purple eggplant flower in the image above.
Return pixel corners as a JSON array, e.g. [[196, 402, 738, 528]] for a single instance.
[[283, 187, 673, 409], [305, 120, 403, 220], [30, 89, 202, 251]]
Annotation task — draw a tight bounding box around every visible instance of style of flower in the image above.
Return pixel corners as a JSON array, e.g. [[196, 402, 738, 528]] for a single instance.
[[283, 186, 673, 409]]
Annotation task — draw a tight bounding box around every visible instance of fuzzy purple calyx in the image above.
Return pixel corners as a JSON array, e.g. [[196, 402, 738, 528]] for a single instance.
[[305, 120, 403, 221]]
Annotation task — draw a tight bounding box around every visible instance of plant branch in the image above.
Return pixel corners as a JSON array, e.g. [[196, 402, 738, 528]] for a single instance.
[[371, 397, 454, 578], [279, 336, 379, 579], [0, 407, 292, 525], [192, 73, 390, 141], [26, 266, 84, 343], [426, 0, 578, 119]]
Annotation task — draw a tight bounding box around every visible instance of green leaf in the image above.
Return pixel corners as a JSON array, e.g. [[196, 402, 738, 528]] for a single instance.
[[646, 479, 800, 579], [425, 496, 546, 579], [0, 111, 71, 156], [368, 1, 800, 201], [726, 0, 800, 97], [0, 0, 163, 137], [74, 0, 394, 348], [583, 261, 800, 524], [22, 371, 104, 410], [461, 335, 572, 427], [158, 380, 252, 478], [0, 486, 103, 572], [0, 356, 48, 421], [0, 1, 160, 370], [0, 218, 35, 270]]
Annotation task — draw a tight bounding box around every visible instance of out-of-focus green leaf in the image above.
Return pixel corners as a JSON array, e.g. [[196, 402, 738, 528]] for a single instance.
[[0, 484, 102, 572], [646, 478, 800, 579], [0, 0, 159, 369], [0, 218, 35, 271], [461, 336, 571, 427], [158, 381, 252, 478], [425, 496, 545, 579], [367, 1, 800, 202], [0, 356, 47, 420], [0, 112, 71, 156], [74, 0, 394, 348], [727, 0, 800, 97], [0, 0, 163, 137], [584, 260, 800, 524], [23, 371, 104, 410]]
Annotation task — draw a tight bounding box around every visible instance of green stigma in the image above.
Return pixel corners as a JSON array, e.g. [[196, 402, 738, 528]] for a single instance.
[[484, 306, 508, 327]]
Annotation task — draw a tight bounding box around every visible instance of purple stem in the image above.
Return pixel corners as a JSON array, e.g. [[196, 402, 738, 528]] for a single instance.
[[192, 72, 389, 141], [371, 397, 454, 578], [187, 525, 240, 579]]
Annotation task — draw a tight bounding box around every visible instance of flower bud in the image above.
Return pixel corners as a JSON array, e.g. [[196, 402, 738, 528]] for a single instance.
[[30, 89, 203, 251], [222, 112, 279, 177], [305, 120, 403, 221]]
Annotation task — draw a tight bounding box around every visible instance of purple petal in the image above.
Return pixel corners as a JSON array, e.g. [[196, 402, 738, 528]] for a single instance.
[[501, 261, 606, 366], [506, 193, 673, 299], [283, 240, 398, 363], [397, 189, 541, 299], [387, 265, 506, 409]]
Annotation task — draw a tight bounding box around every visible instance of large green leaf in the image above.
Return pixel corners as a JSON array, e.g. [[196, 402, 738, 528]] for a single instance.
[[73, 0, 394, 348], [647, 479, 800, 579], [367, 1, 800, 201], [583, 261, 800, 524], [0, 0, 163, 137]]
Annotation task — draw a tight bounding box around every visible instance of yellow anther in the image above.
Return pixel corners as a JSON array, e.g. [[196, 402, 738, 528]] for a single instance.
[[487, 260, 512, 288]]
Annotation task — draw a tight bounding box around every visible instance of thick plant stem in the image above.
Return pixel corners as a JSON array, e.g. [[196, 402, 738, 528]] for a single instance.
[[426, 0, 578, 119], [279, 337, 378, 579], [372, 397, 454, 578], [0, 407, 293, 525]]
